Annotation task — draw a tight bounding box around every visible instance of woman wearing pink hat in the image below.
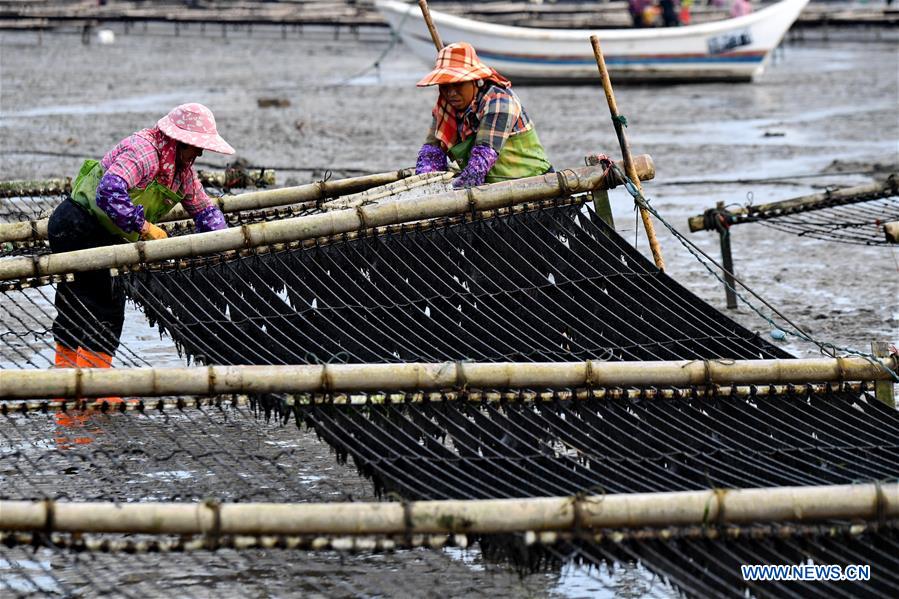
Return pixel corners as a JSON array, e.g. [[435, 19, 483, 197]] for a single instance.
[[48, 103, 234, 380], [414, 42, 552, 188]]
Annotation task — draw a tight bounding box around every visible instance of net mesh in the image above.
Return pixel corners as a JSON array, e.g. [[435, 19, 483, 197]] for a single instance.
[[1, 187, 897, 597]]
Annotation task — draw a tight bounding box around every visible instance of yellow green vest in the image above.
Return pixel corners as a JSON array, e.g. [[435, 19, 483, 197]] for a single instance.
[[448, 128, 552, 184], [70, 159, 183, 242]]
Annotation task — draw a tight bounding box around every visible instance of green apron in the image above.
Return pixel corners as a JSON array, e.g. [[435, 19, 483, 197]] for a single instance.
[[70, 159, 184, 242], [448, 128, 552, 184]]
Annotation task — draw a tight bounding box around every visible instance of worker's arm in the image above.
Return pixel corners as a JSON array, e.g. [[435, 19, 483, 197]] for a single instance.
[[450, 91, 515, 188], [96, 171, 146, 234], [416, 117, 447, 174], [181, 175, 227, 232]]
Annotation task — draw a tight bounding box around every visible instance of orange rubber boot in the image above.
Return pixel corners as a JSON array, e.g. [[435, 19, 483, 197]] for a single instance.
[[76, 348, 123, 405], [54, 343, 78, 369], [54, 344, 93, 446]]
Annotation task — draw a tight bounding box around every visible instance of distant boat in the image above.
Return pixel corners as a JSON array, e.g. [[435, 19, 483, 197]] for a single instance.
[[376, 0, 809, 83]]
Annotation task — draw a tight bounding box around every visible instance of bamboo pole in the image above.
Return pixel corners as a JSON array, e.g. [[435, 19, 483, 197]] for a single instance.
[[589, 35, 665, 272], [0, 178, 70, 197], [0, 168, 416, 244], [418, 0, 444, 50], [195, 169, 275, 188], [0, 356, 893, 400], [688, 178, 899, 232], [884, 221, 899, 244], [0, 157, 654, 281], [0, 382, 869, 414], [321, 171, 454, 211], [1, 482, 896, 535], [0, 170, 274, 198]]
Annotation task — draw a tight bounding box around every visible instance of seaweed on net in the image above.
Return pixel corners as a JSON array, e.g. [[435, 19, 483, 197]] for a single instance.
[[117, 202, 789, 367], [5, 198, 899, 597]]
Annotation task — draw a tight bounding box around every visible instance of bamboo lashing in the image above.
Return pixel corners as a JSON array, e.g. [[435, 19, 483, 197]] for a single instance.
[[0, 157, 654, 281], [589, 35, 665, 272], [418, 0, 444, 50], [0, 168, 416, 244], [0, 356, 893, 399], [1, 482, 896, 535], [0, 382, 869, 414]]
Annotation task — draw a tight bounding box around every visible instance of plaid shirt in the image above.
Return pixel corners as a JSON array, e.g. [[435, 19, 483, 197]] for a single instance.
[[426, 82, 533, 154], [102, 133, 213, 216]]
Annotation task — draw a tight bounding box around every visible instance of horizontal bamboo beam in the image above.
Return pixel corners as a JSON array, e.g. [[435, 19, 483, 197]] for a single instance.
[[0, 170, 274, 198], [162, 167, 417, 223], [0, 157, 654, 281], [321, 171, 454, 211], [1, 483, 895, 535], [0, 168, 416, 243], [688, 177, 898, 232], [0, 382, 866, 414], [195, 168, 275, 189], [0, 356, 893, 400]]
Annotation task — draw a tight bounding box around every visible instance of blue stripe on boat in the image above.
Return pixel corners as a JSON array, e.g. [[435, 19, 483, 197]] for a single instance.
[[476, 50, 766, 66]]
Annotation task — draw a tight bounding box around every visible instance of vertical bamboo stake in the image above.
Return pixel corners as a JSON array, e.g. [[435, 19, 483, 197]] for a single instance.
[[589, 35, 665, 271], [418, 0, 444, 50], [871, 341, 896, 408], [716, 201, 738, 309], [586, 155, 615, 233]]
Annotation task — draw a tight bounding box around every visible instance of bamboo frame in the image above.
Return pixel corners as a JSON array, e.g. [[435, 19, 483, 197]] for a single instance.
[[0, 356, 893, 399], [590, 35, 665, 272], [0, 157, 654, 281], [688, 178, 899, 232], [1, 482, 895, 535], [321, 171, 454, 211], [0, 168, 416, 244], [0, 382, 869, 414]]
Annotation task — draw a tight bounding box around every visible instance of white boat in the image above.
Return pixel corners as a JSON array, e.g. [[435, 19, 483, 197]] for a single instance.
[[375, 0, 809, 83]]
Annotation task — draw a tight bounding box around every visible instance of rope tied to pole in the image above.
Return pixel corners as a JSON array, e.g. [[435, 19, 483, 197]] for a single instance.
[[612, 115, 628, 128], [610, 164, 899, 383]]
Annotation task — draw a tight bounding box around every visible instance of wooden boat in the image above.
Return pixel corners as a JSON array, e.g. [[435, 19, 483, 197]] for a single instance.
[[375, 0, 809, 83]]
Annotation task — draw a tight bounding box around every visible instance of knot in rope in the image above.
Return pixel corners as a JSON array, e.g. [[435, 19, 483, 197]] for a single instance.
[[702, 207, 732, 232]]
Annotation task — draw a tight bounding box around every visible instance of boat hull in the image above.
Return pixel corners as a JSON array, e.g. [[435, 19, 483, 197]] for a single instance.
[[376, 0, 809, 83]]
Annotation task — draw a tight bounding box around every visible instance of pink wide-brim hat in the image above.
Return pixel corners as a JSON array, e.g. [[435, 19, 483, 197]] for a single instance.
[[157, 103, 235, 155]]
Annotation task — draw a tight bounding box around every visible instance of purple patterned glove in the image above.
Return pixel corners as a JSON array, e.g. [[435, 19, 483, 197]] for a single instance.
[[452, 144, 498, 189], [193, 205, 227, 232], [96, 172, 145, 233], [415, 144, 447, 174]]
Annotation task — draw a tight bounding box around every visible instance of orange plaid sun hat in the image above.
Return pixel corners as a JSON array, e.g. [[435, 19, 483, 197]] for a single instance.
[[416, 42, 499, 87]]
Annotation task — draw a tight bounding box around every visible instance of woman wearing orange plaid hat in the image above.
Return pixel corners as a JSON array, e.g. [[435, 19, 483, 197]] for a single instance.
[[414, 42, 552, 188]]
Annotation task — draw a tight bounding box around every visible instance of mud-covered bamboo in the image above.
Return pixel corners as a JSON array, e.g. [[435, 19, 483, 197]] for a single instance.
[[0, 356, 893, 399], [321, 171, 454, 211], [195, 168, 275, 189], [0, 157, 654, 281], [0, 168, 416, 243], [1, 482, 895, 535]]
